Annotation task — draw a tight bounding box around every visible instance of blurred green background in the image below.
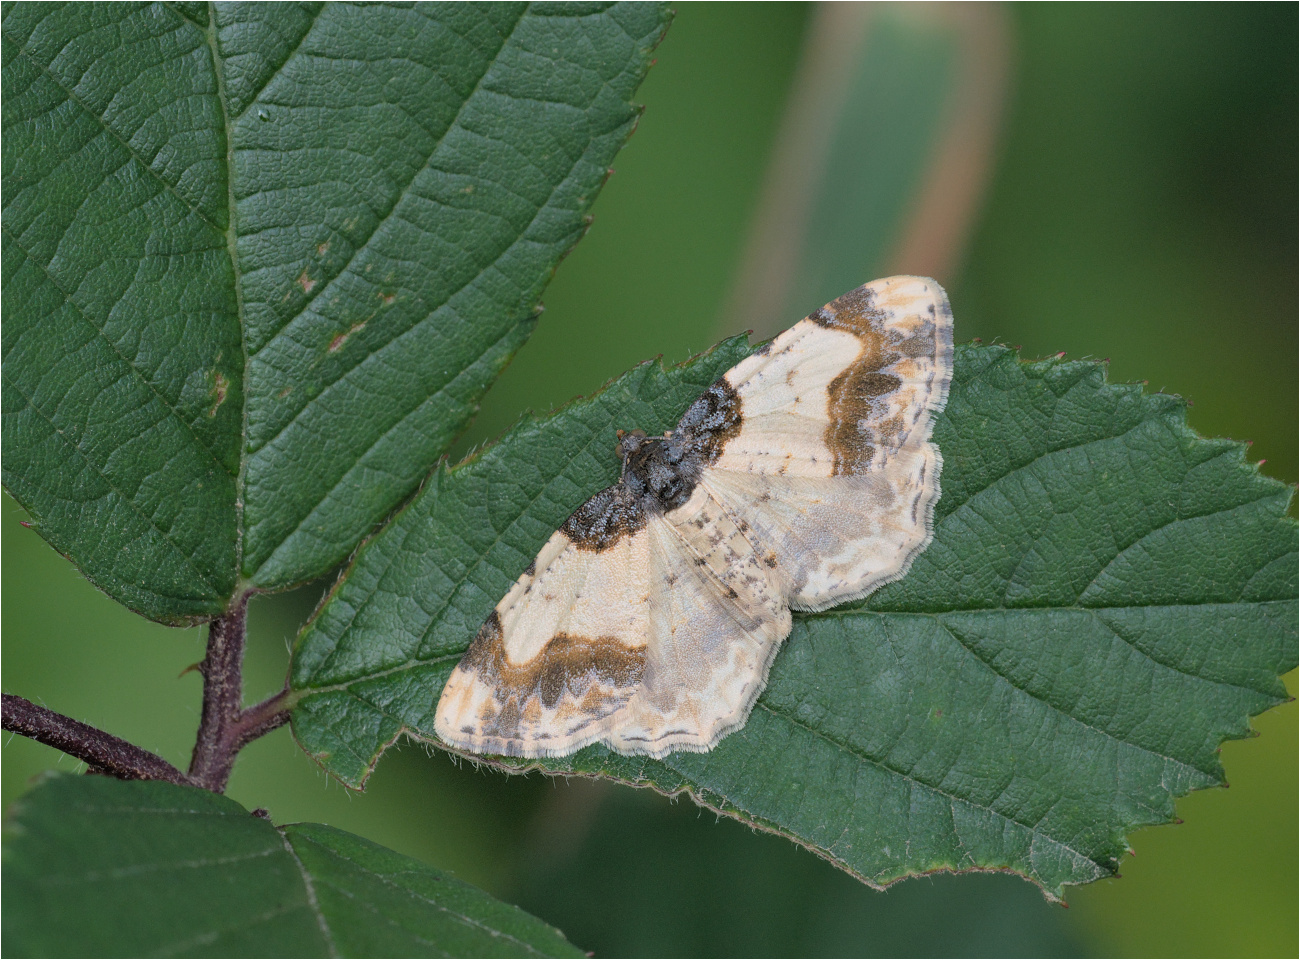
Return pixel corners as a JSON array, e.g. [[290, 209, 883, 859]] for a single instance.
[[4, 4, 1295, 956]]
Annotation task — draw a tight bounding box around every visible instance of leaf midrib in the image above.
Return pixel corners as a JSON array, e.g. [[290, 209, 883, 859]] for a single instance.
[[294, 599, 1293, 701], [286, 828, 553, 957], [279, 829, 339, 958], [203, 1, 250, 599], [838, 602, 1291, 699]]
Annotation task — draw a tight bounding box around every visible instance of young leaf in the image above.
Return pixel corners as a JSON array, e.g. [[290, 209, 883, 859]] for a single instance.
[[288, 340, 1298, 900], [1, 2, 671, 621], [2, 773, 583, 957]]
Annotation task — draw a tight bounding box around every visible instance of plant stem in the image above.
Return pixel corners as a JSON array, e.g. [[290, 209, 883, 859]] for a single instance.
[[5, 593, 293, 794], [1, 694, 191, 786], [187, 592, 292, 792], [188, 593, 246, 791]]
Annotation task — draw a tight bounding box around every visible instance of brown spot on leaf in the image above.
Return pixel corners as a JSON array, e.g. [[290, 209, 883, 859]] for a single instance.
[[208, 372, 229, 418], [297, 270, 316, 294], [328, 321, 367, 353]]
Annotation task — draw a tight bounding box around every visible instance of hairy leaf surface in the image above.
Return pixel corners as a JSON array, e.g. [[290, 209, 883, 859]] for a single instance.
[[1, 2, 669, 620], [289, 341, 1298, 899], [1, 773, 582, 957]]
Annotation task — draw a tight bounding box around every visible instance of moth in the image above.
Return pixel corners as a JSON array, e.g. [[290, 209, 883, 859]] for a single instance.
[[435, 276, 953, 759]]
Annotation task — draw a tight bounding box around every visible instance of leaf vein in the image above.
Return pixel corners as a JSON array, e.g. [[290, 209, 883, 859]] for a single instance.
[[5, 37, 224, 233], [247, 318, 526, 585], [290, 831, 550, 956], [1078, 492, 1286, 601], [278, 829, 339, 958], [228, 5, 324, 120], [929, 617, 1204, 778], [244, 5, 527, 360], [748, 699, 1106, 875], [2, 375, 227, 599], [2, 225, 237, 479]]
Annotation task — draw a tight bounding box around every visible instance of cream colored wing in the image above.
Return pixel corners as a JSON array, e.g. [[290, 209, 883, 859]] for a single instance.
[[603, 484, 790, 757], [434, 490, 654, 758], [705, 275, 952, 611], [434, 483, 790, 759]]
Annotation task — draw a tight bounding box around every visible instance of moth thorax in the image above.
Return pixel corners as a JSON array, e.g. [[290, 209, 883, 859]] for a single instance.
[[620, 431, 699, 511]]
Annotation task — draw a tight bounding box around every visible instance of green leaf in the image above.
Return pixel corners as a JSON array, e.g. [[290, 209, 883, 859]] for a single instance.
[[2, 773, 583, 958], [288, 340, 1298, 900], [1, 2, 670, 621], [2, 2, 243, 622]]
